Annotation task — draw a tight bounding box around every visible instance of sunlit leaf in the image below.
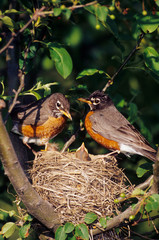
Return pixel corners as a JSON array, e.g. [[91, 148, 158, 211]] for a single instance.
[[5, 9, 24, 14], [145, 195, 159, 212], [85, 5, 108, 22], [48, 43, 73, 79], [136, 15, 159, 33], [24, 91, 41, 100], [76, 68, 107, 79], [75, 224, 89, 240], [96, 6, 108, 22], [144, 47, 159, 76], [136, 163, 151, 178], [84, 212, 98, 224], [1, 16, 16, 31], [8, 210, 16, 217], [0, 222, 16, 238], [131, 188, 145, 197], [62, 9, 72, 20], [155, 0, 159, 7], [64, 222, 74, 233], [99, 217, 107, 228], [54, 8, 62, 17], [19, 223, 31, 238], [55, 226, 67, 240]]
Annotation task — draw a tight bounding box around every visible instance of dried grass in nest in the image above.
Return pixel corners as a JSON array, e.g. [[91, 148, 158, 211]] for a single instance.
[[30, 149, 129, 225]]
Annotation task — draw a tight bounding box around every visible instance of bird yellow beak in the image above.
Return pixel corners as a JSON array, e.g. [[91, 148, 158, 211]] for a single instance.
[[60, 110, 72, 120], [78, 98, 92, 105]]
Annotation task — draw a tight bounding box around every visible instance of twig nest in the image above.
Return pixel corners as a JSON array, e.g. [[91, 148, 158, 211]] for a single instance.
[[30, 147, 128, 224]]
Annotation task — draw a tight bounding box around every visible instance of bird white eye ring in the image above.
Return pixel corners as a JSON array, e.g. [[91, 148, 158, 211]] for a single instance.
[[56, 101, 61, 108], [93, 98, 100, 105]]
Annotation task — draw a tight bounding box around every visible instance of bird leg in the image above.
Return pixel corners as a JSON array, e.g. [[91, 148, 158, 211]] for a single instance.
[[22, 137, 37, 155], [105, 150, 120, 157]]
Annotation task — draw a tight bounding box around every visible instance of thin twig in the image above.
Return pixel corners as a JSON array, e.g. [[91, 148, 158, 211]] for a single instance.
[[124, 228, 155, 240], [4, 70, 24, 124], [0, 6, 45, 55], [61, 129, 80, 153], [37, 1, 97, 16], [102, 31, 146, 92]]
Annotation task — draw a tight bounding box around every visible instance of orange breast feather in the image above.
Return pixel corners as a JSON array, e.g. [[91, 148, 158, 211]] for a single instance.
[[20, 116, 66, 139], [85, 111, 120, 151]]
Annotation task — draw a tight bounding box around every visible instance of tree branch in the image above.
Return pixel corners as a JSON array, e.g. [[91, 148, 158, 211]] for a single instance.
[[0, 103, 60, 231], [61, 128, 80, 153], [93, 201, 141, 236], [102, 31, 146, 92], [0, 6, 45, 55]]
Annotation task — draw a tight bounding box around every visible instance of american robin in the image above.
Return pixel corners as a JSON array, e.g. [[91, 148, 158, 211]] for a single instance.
[[78, 90, 156, 161], [11, 93, 72, 150]]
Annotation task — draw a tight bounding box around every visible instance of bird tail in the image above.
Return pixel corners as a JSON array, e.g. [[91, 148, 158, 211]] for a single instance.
[[142, 150, 156, 162]]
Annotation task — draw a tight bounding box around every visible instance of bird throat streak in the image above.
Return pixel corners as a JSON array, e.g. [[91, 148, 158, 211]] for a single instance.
[[85, 111, 120, 151]]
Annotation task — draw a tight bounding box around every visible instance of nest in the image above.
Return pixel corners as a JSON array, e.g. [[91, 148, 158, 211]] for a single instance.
[[30, 147, 129, 225]]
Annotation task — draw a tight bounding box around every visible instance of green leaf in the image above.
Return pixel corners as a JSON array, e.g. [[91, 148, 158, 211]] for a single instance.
[[84, 212, 98, 224], [131, 188, 145, 197], [55, 226, 67, 240], [5, 9, 23, 14], [85, 5, 108, 23], [144, 47, 159, 76], [64, 222, 74, 234], [136, 15, 159, 33], [19, 223, 31, 238], [48, 43, 73, 79], [76, 68, 108, 79], [1, 16, 15, 31], [54, 8, 62, 17], [155, 0, 159, 7], [99, 217, 107, 228], [136, 163, 151, 178], [67, 236, 76, 240], [96, 6, 108, 22], [62, 9, 72, 20], [145, 195, 159, 212], [8, 210, 16, 217], [75, 224, 89, 240], [0, 222, 16, 238], [151, 194, 159, 201], [24, 91, 41, 100]]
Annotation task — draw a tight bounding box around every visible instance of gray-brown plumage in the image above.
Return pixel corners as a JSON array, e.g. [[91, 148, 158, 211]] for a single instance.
[[79, 90, 156, 162], [11, 93, 72, 150]]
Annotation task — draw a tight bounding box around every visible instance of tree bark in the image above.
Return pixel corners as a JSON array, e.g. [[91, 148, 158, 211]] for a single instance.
[[0, 110, 60, 231]]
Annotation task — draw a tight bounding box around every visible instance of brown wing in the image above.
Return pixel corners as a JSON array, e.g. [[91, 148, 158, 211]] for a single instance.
[[90, 106, 156, 153], [11, 96, 51, 126]]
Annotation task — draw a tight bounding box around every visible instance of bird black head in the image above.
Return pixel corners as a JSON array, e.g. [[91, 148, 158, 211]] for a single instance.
[[78, 90, 112, 110]]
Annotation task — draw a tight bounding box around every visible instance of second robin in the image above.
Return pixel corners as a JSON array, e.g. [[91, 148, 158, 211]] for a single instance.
[[78, 90, 156, 161], [11, 93, 72, 150]]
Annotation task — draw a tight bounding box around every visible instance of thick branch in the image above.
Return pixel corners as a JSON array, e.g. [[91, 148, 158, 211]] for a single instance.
[[0, 107, 60, 231], [93, 201, 141, 236]]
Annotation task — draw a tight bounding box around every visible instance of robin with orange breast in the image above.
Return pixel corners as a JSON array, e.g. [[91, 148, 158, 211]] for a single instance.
[[11, 93, 72, 150], [78, 90, 156, 161]]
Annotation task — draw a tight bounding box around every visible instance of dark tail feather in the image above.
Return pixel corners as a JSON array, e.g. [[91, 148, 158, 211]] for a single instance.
[[143, 151, 156, 162]]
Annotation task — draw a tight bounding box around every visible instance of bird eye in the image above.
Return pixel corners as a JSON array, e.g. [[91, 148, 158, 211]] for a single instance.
[[93, 98, 100, 105], [56, 101, 61, 108]]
